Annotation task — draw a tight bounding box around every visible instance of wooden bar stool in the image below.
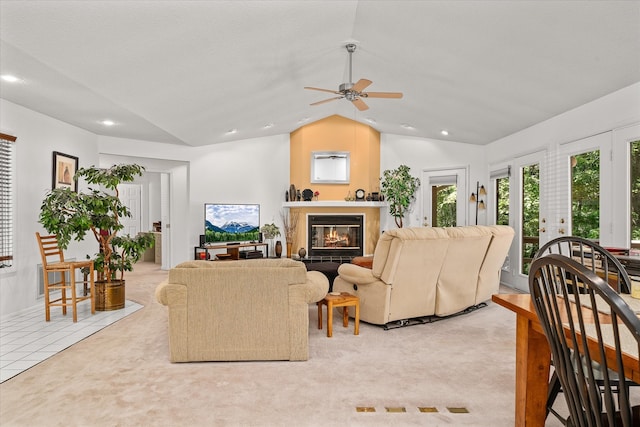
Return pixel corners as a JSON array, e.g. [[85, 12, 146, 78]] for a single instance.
[[36, 232, 95, 322], [317, 292, 360, 337]]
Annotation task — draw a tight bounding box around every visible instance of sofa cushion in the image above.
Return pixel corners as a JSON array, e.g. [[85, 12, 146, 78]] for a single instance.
[[373, 227, 449, 283]]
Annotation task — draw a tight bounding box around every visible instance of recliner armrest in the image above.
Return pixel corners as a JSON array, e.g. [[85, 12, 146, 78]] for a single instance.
[[337, 263, 380, 285], [351, 256, 373, 269]]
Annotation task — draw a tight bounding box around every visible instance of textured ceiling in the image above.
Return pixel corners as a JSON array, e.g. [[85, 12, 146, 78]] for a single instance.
[[1, 1, 639, 146]]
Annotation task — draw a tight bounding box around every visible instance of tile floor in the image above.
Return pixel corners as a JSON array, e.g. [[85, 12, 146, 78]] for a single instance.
[[0, 298, 142, 383]]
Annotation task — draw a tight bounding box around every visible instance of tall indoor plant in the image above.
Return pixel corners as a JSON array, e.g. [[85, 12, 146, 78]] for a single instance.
[[380, 164, 421, 228], [39, 163, 155, 310]]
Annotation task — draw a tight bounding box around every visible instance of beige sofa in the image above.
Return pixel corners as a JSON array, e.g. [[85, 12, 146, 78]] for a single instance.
[[155, 258, 329, 362], [332, 225, 514, 326]]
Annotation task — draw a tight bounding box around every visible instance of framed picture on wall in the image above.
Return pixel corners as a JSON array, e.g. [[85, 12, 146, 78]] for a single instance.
[[52, 151, 79, 192]]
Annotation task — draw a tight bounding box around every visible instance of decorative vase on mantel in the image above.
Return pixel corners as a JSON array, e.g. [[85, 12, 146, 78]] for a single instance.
[[275, 241, 283, 258], [286, 241, 293, 258], [298, 247, 306, 259]]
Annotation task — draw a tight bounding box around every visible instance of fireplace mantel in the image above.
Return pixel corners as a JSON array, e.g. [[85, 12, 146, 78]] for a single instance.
[[282, 201, 386, 208]]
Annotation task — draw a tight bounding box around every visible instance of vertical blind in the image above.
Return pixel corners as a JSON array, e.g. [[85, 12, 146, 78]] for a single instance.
[[0, 133, 16, 268]]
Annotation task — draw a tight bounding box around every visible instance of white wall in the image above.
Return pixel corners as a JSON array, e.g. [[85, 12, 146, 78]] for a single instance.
[[485, 82, 640, 291], [0, 99, 99, 318], [2, 82, 638, 316], [487, 82, 640, 247], [487, 82, 640, 165], [380, 134, 486, 230], [98, 133, 291, 266]]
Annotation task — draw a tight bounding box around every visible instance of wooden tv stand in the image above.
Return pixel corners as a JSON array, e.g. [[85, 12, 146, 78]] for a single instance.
[[194, 242, 268, 260]]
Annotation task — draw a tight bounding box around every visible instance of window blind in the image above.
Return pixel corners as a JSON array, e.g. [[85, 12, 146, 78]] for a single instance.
[[429, 174, 458, 185], [490, 166, 511, 179], [0, 133, 16, 268]]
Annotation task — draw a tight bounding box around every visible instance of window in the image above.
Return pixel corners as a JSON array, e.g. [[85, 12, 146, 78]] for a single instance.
[[432, 184, 457, 227], [521, 163, 540, 275], [631, 140, 640, 247], [491, 166, 511, 226], [571, 150, 600, 239], [0, 133, 16, 268], [496, 177, 510, 226], [426, 174, 458, 227]]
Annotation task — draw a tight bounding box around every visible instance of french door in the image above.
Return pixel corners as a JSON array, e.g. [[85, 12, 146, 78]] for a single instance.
[[557, 132, 612, 245], [509, 151, 547, 292], [421, 168, 467, 227]]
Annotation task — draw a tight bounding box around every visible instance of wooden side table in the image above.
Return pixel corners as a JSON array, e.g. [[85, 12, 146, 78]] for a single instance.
[[317, 292, 360, 337]]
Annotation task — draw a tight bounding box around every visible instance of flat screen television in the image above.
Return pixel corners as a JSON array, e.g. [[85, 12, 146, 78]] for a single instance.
[[204, 203, 260, 244]]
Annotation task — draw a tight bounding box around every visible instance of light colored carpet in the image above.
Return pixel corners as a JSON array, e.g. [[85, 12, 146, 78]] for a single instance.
[[0, 262, 560, 426]]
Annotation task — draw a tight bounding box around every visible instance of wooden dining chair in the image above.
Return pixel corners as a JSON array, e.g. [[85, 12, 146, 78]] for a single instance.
[[529, 254, 640, 427], [535, 236, 631, 294], [36, 232, 95, 322], [534, 236, 638, 422]]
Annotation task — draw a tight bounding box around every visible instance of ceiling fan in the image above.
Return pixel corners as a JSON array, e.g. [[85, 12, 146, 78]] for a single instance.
[[304, 43, 403, 111]]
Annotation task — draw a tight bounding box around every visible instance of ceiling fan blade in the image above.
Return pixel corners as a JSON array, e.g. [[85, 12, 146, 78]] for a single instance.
[[351, 78, 372, 92], [310, 96, 343, 106], [352, 98, 369, 111], [304, 86, 341, 94], [362, 92, 403, 99]]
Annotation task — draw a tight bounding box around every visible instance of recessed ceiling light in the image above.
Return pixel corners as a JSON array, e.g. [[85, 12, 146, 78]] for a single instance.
[[401, 123, 415, 130], [440, 130, 449, 136], [101, 119, 115, 126], [263, 123, 274, 129], [1, 75, 20, 83], [298, 117, 310, 124], [225, 129, 237, 135], [365, 117, 377, 124]]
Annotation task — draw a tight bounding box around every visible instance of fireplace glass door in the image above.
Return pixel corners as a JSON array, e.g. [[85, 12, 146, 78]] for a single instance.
[[308, 215, 363, 258]]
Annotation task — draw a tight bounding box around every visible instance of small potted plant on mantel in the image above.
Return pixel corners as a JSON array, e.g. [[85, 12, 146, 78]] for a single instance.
[[379, 164, 421, 228], [39, 164, 155, 310]]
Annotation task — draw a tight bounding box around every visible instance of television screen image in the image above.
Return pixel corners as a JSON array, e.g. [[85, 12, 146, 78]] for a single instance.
[[204, 203, 260, 244]]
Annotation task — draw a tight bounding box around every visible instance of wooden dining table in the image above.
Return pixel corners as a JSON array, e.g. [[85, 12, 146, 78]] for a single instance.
[[492, 293, 640, 427]]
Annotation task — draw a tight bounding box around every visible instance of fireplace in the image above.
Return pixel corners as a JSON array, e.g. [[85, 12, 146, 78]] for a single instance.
[[307, 215, 364, 258]]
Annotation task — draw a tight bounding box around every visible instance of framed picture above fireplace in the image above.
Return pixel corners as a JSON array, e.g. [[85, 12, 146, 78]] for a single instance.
[[311, 151, 350, 184]]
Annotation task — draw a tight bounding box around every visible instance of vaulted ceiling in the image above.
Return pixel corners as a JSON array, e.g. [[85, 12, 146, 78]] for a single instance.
[[1, 1, 639, 147]]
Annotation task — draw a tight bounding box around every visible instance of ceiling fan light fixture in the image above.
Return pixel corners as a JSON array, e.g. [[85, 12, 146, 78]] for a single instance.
[[304, 44, 402, 111]]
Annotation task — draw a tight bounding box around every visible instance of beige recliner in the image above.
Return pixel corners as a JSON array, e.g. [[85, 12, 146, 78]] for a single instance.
[[332, 225, 514, 326]]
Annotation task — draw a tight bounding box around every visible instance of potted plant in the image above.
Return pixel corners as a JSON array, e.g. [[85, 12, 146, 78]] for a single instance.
[[380, 164, 421, 228], [39, 164, 155, 310], [260, 222, 281, 257]]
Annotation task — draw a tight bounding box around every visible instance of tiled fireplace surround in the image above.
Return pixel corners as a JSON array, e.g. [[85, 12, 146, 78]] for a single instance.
[[285, 115, 383, 256]]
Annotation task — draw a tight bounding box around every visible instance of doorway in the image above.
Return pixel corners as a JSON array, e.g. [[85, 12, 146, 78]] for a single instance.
[[509, 150, 546, 292], [117, 184, 142, 236], [99, 154, 189, 270], [422, 168, 467, 227]]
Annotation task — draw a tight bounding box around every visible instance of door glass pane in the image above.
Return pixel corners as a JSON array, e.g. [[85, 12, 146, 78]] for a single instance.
[[431, 184, 456, 227], [631, 141, 640, 248], [521, 164, 540, 275], [496, 177, 509, 226], [571, 150, 600, 239]]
